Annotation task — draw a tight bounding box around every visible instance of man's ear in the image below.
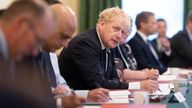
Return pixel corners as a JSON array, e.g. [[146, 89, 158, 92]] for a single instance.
[[98, 21, 105, 30], [140, 22, 145, 29], [12, 16, 31, 37]]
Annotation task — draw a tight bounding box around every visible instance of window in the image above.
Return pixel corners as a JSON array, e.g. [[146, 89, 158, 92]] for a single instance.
[[122, 0, 184, 40]]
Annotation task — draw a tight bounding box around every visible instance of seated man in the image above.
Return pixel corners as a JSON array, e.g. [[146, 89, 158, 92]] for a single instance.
[[40, 2, 110, 102], [128, 11, 167, 74], [58, 7, 159, 92], [169, 11, 192, 68], [0, 0, 57, 107], [151, 18, 171, 67]]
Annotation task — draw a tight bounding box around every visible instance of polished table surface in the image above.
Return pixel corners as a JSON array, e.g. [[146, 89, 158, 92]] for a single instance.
[[166, 85, 192, 108], [84, 86, 192, 108], [84, 68, 192, 108]]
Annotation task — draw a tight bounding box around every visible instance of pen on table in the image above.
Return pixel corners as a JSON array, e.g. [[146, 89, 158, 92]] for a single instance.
[[146, 77, 162, 92], [95, 82, 113, 101]]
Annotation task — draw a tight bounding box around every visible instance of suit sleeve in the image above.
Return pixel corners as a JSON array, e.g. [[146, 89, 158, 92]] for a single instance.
[[69, 39, 128, 89], [171, 35, 192, 61], [128, 40, 159, 70]]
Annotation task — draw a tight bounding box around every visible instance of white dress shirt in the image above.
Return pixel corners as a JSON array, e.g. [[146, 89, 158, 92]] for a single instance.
[[50, 52, 70, 88]]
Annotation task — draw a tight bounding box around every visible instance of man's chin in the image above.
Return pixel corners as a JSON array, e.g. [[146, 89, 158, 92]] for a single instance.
[[108, 44, 117, 48]]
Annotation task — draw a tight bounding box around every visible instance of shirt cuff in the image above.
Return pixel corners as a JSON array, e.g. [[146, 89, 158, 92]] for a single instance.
[[128, 82, 140, 89], [56, 98, 62, 108], [165, 49, 171, 56], [74, 90, 89, 98]]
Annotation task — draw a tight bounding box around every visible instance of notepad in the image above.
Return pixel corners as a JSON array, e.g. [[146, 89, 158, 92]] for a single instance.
[[109, 90, 131, 96], [151, 83, 171, 95], [158, 75, 177, 81], [109, 90, 131, 103]]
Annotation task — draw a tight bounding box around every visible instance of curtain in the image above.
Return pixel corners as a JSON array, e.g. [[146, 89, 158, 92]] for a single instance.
[[184, 0, 192, 26], [80, 0, 121, 32]]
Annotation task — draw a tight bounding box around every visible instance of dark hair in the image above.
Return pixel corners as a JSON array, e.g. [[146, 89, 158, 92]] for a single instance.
[[135, 11, 154, 29], [44, 0, 62, 5], [187, 10, 192, 23], [1, 0, 47, 23], [157, 18, 166, 22]]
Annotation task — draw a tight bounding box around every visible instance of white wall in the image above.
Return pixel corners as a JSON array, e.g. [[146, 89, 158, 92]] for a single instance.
[[0, 0, 14, 10], [122, 0, 184, 41]]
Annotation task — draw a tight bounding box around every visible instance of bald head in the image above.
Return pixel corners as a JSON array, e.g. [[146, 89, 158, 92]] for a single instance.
[[51, 3, 77, 36], [43, 3, 77, 52]]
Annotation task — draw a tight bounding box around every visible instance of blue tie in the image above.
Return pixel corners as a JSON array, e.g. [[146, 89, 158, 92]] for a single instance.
[[147, 40, 164, 69]]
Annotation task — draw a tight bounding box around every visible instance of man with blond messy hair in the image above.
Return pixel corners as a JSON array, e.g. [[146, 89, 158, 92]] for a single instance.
[[59, 7, 133, 89]]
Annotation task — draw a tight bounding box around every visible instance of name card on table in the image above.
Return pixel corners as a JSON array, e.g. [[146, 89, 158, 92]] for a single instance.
[[174, 92, 186, 103]]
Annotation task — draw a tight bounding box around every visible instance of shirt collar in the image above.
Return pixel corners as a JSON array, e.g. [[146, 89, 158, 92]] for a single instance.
[[137, 30, 148, 43], [0, 29, 8, 61], [96, 29, 105, 50], [186, 26, 192, 42]]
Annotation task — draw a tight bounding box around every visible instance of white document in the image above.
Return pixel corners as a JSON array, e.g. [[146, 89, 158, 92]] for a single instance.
[[109, 90, 131, 96], [83, 90, 131, 105], [163, 67, 180, 75], [150, 83, 171, 95], [174, 92, 186, 103], [83, 106, 100, 108], [158, 75, 177, 81], [108, 90, 131, 103]]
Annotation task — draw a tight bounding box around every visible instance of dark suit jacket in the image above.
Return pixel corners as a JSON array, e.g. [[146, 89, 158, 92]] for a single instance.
[[36, 51, 57, 88], [111, 44, 137, 70], [128, 33, 166, 74], [0, 52, 56, 108], [151, 38, 170, 67], [169, 29, 192, 68], [58, 28, 128, 90]]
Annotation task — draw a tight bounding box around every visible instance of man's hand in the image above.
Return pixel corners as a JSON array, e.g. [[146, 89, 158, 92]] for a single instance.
[[87, 88, 110, 102], [160, 37, 171, 51], [143, 69, 159, 80], [140, 79, 159, 93], [62, 95, 86, 108], [52, 85, 70, 95]]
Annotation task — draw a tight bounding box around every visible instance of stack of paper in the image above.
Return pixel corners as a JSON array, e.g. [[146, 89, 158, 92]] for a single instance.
[[83, 90, 131, 105], [109, 90, 131, 103], [158, 75, 177, 81]]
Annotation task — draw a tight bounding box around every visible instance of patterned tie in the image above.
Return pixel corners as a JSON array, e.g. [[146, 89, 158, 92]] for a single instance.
[[147, 40, 164, 68], [147, 40, 159, 60]]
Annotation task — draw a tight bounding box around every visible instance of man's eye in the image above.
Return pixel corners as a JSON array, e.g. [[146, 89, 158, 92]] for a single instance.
[[113, 26, 120, 32]]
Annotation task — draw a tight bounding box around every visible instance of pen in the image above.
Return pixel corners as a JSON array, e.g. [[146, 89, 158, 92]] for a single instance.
[[95, 82, 113, 101], [146, 77, 162, 92]]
